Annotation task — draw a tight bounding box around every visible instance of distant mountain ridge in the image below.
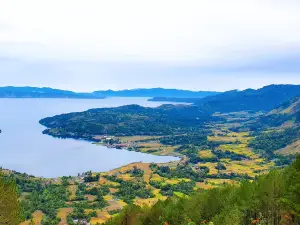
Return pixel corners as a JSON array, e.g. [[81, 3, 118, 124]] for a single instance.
[[195, 84, 300, 113], [1, 85, 299, 110], [149, 85, 300, 113], [0, 86, 104, 99], [0, 87, 219, 99], [94, 88, 220, 98]]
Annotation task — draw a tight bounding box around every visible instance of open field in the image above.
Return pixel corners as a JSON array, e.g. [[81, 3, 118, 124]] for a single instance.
[[117, 136, 160, 142]]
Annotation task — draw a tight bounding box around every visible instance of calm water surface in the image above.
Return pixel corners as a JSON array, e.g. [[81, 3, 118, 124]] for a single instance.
[[0, 98, 178, 178]]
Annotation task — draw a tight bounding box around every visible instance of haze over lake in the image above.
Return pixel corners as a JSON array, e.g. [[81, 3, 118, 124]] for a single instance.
[[0, 98, 178, 178]]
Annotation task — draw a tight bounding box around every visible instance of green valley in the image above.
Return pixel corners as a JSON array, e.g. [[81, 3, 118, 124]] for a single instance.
[[1, 85, 300, 224]]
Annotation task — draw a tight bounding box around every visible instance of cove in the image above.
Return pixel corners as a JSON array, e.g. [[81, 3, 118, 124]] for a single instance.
[[0, 97, 179, 178]]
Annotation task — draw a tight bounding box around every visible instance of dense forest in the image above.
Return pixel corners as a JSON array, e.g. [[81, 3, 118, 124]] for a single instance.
[[40, 104, 213, 137]]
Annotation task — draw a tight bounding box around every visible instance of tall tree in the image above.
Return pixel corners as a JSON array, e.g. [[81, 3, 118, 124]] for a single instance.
[[0, 172, 21, 225]]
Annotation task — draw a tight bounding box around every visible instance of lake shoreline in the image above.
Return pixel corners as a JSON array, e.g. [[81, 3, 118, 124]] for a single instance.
[[0, 98, 180, 178]]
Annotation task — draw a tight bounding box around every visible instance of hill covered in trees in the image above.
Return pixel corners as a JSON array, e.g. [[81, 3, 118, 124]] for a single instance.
[[247, 97, 300, 158], [39, 85, 300, 141], [151, 85, 300, 113], [105, 155, 300, 225], [39, 104, 214, 137]]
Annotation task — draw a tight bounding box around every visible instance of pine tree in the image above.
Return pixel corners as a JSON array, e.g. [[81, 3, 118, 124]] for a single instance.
[[0, 172, 21, 225]]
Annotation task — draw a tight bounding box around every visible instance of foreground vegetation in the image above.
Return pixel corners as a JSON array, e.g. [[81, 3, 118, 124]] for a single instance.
[[106, 155, 300, 225], [0, 173, 21, 224], [1, 155, 300, 224]]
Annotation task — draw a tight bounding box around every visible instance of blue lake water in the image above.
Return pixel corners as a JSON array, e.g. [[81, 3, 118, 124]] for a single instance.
[[0, 98, 179, 178]]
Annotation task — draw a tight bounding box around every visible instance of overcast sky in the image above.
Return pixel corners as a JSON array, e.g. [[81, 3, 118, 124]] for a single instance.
[[0, 0, 300, 91]]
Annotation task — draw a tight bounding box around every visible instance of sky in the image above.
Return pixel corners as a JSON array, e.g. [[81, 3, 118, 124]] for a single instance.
[[0, 0, 300, 92]]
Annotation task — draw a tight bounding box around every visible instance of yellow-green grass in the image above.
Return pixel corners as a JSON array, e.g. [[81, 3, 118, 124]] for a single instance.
[[134, 197, 159, 207], [57, 208, 73, 224], [208, 132, 251, 144], [275, 140, 300, 155], [68, 185, 77, 200], [199, 150, 215, 158], [137, 142, 162, 147], [217, 144, 257, 158], [107, 162, 153, 183], [90, 211, 111, 225], [152, 188, 167, 200], [136, 143, 179, 155], [208, 136, 240, 143], [118, 136, 160, 142], [197, 162, 219, 175], [205, 178, 237, 185], [99, 178, 120, 187], [162, 178, 191, 185], [221, 159, 274, 177], [150, 173, 164, 182], [173, 191, 188, 198], [20, 210, 44, 225], [196, 182, 215, 190], [85, 194, 97, 201], [196, 179, 238, 190], [116, 200, 127, 208]]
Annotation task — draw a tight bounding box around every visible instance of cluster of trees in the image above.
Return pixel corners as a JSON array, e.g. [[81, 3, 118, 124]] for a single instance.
[[67, 203, 99, 224], [73, 183, 109, 209], [3, 171, 43, 193], [127, 166, 144, 177], [159, 133, 209, 146], [212, 149, 249, 161], [149, 181, 195, 196], [175, 146, 213, 164], [39, 104, 215, 138], [83, 172, 100, 183], [106, 155, 300, 225], [151, 163, 207, 182], [1, 171, 71, 224], [115, 181, 154, 203], [175, 144, 248, 165], [85, 185, 110, 196], [104, 175, 154, 203], [151, 163, 251, 183], [19, 183, 70, 224]]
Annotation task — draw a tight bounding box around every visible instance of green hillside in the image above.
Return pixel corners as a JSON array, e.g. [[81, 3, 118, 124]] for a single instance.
[[105, 155, 300, 225]]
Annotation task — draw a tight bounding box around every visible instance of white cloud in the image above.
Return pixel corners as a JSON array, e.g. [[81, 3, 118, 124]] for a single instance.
[[0, 0, 300, 91], [0, 0, 300, 64], [0, 58, 299, 91]]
